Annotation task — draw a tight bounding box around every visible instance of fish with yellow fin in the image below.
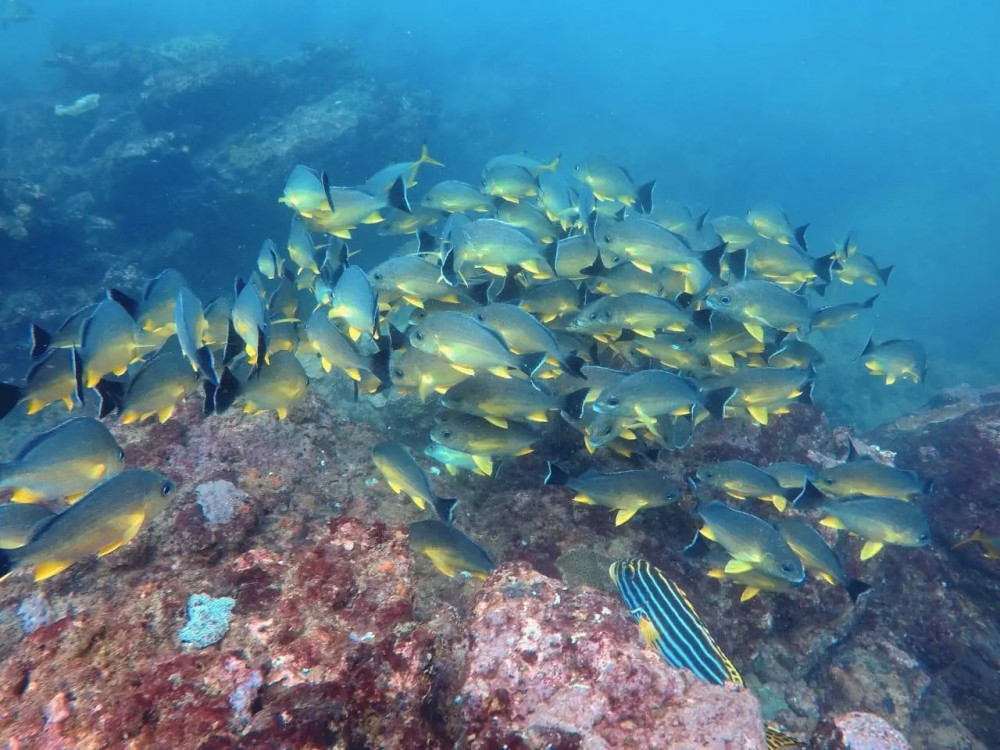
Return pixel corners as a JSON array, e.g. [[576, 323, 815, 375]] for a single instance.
[[544, 463, 679, 526], [0, 469, 174, 582], [776, 519, 871, 602], [859, 335, 926, 386], [953, 527, 1000, 560], [694, 460, 796, 512], [365, 143, 444, 193], [238, 350, 309, 419], [96, 344, 201, 425], [80, 298, 151, 388], [372, 442, 457, 522], [430, 411, 537, 464], [0, 418, 125, 504], [408, 519, 494, 579], [0, 346, 84, 418]]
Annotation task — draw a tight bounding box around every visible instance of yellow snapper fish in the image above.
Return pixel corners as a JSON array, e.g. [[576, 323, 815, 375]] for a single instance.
[[389, 345, 471, 402], [832, 232, 893, 286], [813, 440, 933, 500], [424, 442, 493, 477], [471, 303, 583, 378], [371, 441, 457, 522], [231, 276, 270, 366], [0, 418, 125, 504], [763, 461, 815, 491], [694, 460, 795, 512], [174, 286, 217, 384], [517, 279, 582, 324], [710, 366, 814, 425], [240, 350, 309, 419], [408, 518, 495, 580], [408, 311, 546, 380], [481, 163, 538, 204], [744, 238, 834, 288], [449, 218, 552, 282], [327, 265, 379, 343], [745, 203, 809, 249], [440, 373, 586, 429], [709, 216, 759, 251], [420, 180, 492, 214], [2, 346, 84, 418], [134, 269, 188, 339], [574, 156, 655, 211], [704, 548, 800, 602], [364, 143, 444, 193], [591, 369, 735, 432], [596, 215, 723, 282], [303, 309, 385, 393], [776, 518, 871, 602], [809, 294, 878, 331], [28, 303, 95, 360], [430, 411, 538, 461], [80, 298, 150, 389], [494, 199, 559, 243], [567, 292, 693, 341], [287, 215, 321, 276], [859, 335, 926, 385], [482, 152, 560, 177], [279, 164, 329, 217], [953, 527, 1000, 560], [0, 469, 175, 582], [0, 503, 55, 549], [543, 463, 680, 525], [369, 254, 461, 309], [309, 176, 411, 239], [536, 170, 580, 231], [705, 279, 814, 343], [96, 344, 201, 425], [546, 234, 599, 281], [794, 481, 930, 561], [256, 238, 285, 280], [685, 499, 806, 583]]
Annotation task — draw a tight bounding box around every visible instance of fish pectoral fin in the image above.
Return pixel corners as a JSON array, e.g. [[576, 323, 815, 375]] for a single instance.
[[484, 415, 509, 429], [615, 508, 639, 526], [820, 516, 846, 530], [450, 363, 477, 376], [34, 560, 74, 581], [527, 410, 549, 423], [11, 488, 46, 503], [637, 615, 660, 647], [99, 512, 147, 557], [481, 265, 508, 277], [344, 367, 362, 382], [573, 494, 596, 505], [699, 526, 717, 542], [767, 495, 788, 512], [740, 587, 761, 602], [409, 495, 428, 511], [487, 366, 513, 379], [631, 328, 655, 338], [707, 568, 726, 579], [747, 406, 770, 425], [724, 559, 755, 574], [417, 379, 436, 402], [423, 549, 457, 578], [276, 408, 289, 420], [743, 323, 766, 343], [710, 352, 736, 368], [819, 572, 837, 586], [401, 295, 425, 309], [859, 541, 884, 560], [64, 491, 87, 505], [157, 405, 175, 423], [631, 261, 654, 274], [445, 465, 460, 476], [320, 358, 333, 373], [885, 374, 897, 385], [514, 446, 534, 457], [472, 455, 494, 475]]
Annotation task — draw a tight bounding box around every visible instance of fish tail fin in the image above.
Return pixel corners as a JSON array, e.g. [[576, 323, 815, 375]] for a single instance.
[[0, 382, 22, 421], [953, 527, 983, 549], [579, 252, 608, 277], [107, 288, 140, 318], [695, 207, 710, 233], [794, 223, 810, 251], [204, 366, 240, 415], [321, 171, 335, 212], [419, 143, 445, 168], [862, 294, 880, 309], [543, 461, 569, 486], [560, 353, 586, 379], [94, 378, 125, 419], [795, 381, 814, 406], [726, 246, 747, 281], [792, 479, 827, 510], [878, 265, 894, 285], [813, 252, 836, 283], [542, 154, 561, 172], [387, 176, 412, 215], [700, 243, 726, 279], [702, 386, 737, 420], [432, 496, 459, 524], [439, 247, 461, 287], [684, 531, 712, 558], [518, 351, 547, 377], [859, 332, 876, 358], [71, 347, 86, 406], [28, 323, 52, 360], [196, 346, 218, 386], [846, 578, 872, 604], [561, 388, 589, 421], [635, 180, 656, 214], [0, 548, 17, 580]]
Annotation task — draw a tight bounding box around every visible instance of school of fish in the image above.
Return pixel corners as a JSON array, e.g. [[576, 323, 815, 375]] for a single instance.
[[0, 146, 980, 745]]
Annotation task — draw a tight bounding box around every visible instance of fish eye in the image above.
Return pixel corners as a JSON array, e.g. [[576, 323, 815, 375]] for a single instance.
[[604, 235, 613, 244], [919, 532, 930, 542], [439, 429, 452, 439], [780, 562, 794, 573], [161, 481, 174, 496], [413, 331, 424, 341], [606, 396, 620, 407], [372, 272, 383, 281], [612, 255, 622, 263], [588, 312, 598, 320], [473, 312, 485, 321], [821, 477, 834, 485], [118, 449, 126, 461], [719, 295, 732, 305], [392, 368, 405, 379]]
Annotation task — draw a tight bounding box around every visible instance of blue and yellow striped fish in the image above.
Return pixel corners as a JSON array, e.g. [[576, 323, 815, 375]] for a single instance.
[[609, 557, 744, 686]]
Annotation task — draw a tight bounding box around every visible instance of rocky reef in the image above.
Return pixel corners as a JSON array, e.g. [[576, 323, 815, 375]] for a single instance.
[[0, 382, 995, 748]]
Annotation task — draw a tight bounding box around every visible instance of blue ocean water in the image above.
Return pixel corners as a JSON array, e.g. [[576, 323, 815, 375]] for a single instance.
[[2, 1, 998, 407]]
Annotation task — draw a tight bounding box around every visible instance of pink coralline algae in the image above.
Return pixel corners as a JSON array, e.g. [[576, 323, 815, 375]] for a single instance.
[[834, 711, 912, 750], [459, 563, 767, 750]]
